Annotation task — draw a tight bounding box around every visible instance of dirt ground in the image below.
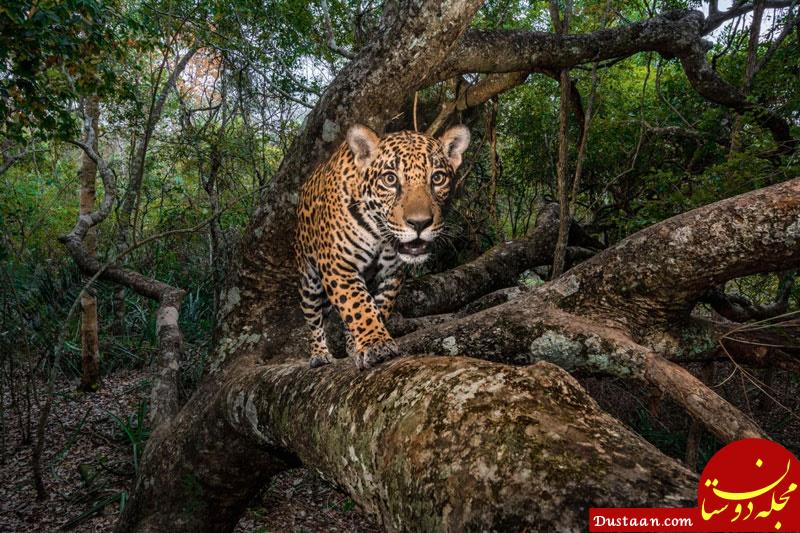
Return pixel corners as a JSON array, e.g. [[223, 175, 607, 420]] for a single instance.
[[0, 371, 379, 532]]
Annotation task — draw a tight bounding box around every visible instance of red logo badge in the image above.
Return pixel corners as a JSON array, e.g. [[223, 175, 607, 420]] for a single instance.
[[590, 438, 800, 531], [699, 438, 800, 531]]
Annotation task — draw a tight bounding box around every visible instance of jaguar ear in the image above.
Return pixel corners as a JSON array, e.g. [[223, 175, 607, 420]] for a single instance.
[[346, 124, 380, 171], [438, 125, 470, 170]]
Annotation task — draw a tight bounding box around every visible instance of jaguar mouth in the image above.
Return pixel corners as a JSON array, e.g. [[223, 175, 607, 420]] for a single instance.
[[397, 239, 430, 257]]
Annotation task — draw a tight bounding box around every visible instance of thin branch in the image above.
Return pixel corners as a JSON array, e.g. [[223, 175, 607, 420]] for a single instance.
[[704, 0, 793, 33], [568, 0, 611, 230], [425, 72, 528, 136], [320, 0, 356, 59], [753, 1, 799, 74], [655, 58, 694, 130], [412, 91, 419, 132], [0, 146, 30, 175]]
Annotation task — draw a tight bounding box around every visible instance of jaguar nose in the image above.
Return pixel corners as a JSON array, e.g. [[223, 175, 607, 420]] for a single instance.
[[406, 215, 433, 234]]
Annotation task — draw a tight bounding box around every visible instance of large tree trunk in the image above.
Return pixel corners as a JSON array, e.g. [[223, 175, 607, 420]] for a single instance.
[[101, 5, 800, 532], [210, 0, 487, 363], [78, 96, 102, 392]]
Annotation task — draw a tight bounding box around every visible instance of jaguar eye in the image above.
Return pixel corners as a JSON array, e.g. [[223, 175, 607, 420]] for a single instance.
[[381, 173, 398, 187], [431, 172, 448, 187]]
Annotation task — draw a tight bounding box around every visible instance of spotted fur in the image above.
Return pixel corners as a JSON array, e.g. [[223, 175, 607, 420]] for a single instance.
[[294, 124, 470, 369]]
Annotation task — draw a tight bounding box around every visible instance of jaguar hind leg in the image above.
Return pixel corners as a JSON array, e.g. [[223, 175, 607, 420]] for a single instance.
[[300, 269, 333, 368]]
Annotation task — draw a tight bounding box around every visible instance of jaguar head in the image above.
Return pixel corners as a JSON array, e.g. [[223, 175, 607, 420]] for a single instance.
[[347, 124, 470, 264]]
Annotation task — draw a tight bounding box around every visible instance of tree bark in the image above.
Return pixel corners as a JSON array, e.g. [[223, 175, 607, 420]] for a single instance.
[[117, 356, 697, 532], [78, 96, 102, 392]]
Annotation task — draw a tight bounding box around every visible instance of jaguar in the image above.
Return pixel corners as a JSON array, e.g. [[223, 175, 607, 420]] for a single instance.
[[294, 123, 470, 369]]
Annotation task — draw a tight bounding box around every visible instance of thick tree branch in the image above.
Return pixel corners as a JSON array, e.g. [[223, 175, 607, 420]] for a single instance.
[[430, 9, 795, 152], [396, 304, 764, 443], [118, 357, 696, 532], [559, 178, 800, 330], [396, 204, 602, 317], [430, 11, 706, 80], [642, 351, 763, 441]]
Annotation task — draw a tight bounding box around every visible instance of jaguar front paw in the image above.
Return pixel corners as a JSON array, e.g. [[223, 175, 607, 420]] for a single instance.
[[354, 339, 399, 370]]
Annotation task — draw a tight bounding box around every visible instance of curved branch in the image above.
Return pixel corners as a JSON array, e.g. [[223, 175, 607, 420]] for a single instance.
[[430, 10, 706, 81], [704, 0, 794, 33], [396, 204, 603, 317], [396, 206, 559, 317], [64, 119, 185, 427], [703, 276, 795, 323], [642, 351, 763, 441], [425, 71, 529, 136], [677, 41, 797, 153]]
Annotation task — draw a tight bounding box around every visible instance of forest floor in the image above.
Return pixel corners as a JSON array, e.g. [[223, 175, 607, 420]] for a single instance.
[[0, 370, 379, 532]]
